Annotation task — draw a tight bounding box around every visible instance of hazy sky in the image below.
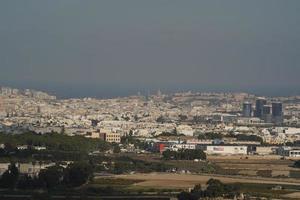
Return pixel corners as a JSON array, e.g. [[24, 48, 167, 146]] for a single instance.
[[1, 0, 300, 98]]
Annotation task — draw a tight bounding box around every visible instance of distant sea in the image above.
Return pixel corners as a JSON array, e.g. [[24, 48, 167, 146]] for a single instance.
[[1, 82, 300, 99]]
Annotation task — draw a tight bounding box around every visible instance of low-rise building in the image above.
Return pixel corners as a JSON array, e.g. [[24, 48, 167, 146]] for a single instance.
[[277, 146, 300, 157], [176, 125, 194, 136], [254, 146, 277, 155], [100, 132, 121, 143], [205, 145, 248, 155], [169, 144, 196, 151], [153, 143, 166, 153], [85, 130, 100, 138]]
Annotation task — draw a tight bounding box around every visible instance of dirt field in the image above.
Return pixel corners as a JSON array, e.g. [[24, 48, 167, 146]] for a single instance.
[[113, 173, 300, 189], [208, 155, 300, 178], [282, 192, 300, 199]]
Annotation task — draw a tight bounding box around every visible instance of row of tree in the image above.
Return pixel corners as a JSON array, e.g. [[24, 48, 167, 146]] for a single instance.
[[197, 132, 263, 143], [0, 162, 93, 190], [178, 178, 240, 200], [0, 132, 110, 153], [162, 149, 206, 160], [108, 156, 171, 174], [197, 132, 223, 140]]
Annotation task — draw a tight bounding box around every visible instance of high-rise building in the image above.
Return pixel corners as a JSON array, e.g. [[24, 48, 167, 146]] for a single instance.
[[272, 102, 283, 125], [262, 105, 272, 123], [255, 98, 267, 118], [242, 102, 252, 117]]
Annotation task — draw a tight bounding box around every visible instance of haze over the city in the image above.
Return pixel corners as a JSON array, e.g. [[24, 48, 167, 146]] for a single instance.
[[1, 0, 300, 98]]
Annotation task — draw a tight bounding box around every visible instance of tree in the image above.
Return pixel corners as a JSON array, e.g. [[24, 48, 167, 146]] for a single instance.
[[113, 145, 121, 154], [17, 175, 42, 189], [162, 149, 177, 160], [294, 160, 300, 168], [177, 191, 197, 200], [178, 114, 188, 121], [63, 162, 93, 187], [39, 166, 64, 189], [4, 143, 16, 152], [198, 132, 223, 140], [113, 161, 133, 174], [206, 178, 225, 197], [0, 163, 19, 189], [179, 179, 240, 199], [236, 134, 263, 143], [162, 149, 206, 160]]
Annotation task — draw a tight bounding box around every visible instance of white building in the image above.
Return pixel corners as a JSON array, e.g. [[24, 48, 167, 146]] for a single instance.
[[176, 125, 194, 136], [255, 146, 277, 155], [169, 144, 196, 151], [206, 145, 248, 155]]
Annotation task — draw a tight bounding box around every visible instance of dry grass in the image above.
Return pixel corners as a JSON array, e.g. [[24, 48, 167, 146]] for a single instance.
[[114, 173, 300, 189], [208, 155, 300, 178]]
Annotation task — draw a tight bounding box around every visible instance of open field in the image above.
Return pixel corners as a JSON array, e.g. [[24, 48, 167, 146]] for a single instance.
[[282, 192, 300, 199], [89, 174, 300, 199], [112, 173, 300, 189], [208, 155, 300, 178], [127, 154, 300, 178]]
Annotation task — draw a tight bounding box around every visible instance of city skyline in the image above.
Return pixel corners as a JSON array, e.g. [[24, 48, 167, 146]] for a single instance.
[[1, 1, 300, 199]]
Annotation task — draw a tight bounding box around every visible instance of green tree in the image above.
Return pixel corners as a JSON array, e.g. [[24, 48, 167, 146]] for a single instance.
[[294, 160, 300, 168], [162, 149, 177, 160], [113, 145, 121, 154], [177, 191, 196, 200], [198, 132, 223, 140], [0, 163, 19, 189], [39, 165, 64, 189], [206, 178, 225, 197], [113, 161, 133, 174], [17, 175, 42, 189], [236, 134, 262, 143], [162, 149, 206, 160], [64, 162, 93, 187]]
